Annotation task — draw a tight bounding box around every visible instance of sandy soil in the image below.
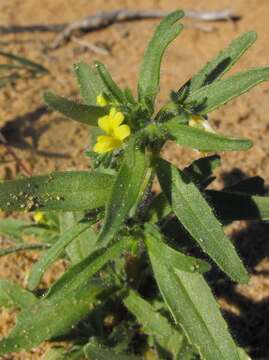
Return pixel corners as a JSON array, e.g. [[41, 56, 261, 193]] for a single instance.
[[0, 0, 269, 359]]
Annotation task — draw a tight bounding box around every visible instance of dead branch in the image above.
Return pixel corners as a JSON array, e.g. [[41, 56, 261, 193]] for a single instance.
[[0, 9, 240, 49], [71, 37, 109, 55]]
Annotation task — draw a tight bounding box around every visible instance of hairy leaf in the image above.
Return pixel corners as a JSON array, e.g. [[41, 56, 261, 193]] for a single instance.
[[44, 91, 108, 126], [0, 50, 48, 74], [0, 171, 113, 212], [74, 61, 105, 105], [162, 120, 252, 151], [181, 31, 257, 94], [0, 238, 129, 354], [97, 139, 150, 247], [123, 289, 184, 357], [0, 282, 103, 354], [148, 248, 241, 360], [0, 243, 50, 257], [138, 10, 184, 111], [184, 67, 269, 114], [145, 224, 211, 273], [84, 343, 140, 360], [156, 158, 249, 283], [0, 279, 36, 309], [95, 61, 126, 103], [28, 222, 91, 290], [66, 226, 98, 264], [0, 219, 31, 242]]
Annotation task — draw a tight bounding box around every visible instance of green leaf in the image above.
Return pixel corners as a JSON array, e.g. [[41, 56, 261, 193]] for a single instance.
[[181, 31, 257, 94], [0, 74, 19, 88], [66, 226, 98, 264], [0, 171, 114, 212], [43, 346, 84, 360], [0, 243, 50, 257], [0, 50, 48, 74], [47, 237, 131, 298], [123, 289, 184, 357], [138, 10, 184, 111], [146, 232, 241, 360], [95, 61, 126, 103], [206, 190, 269, 221], [74, 61, 105, 105], [44, 91, 109, 126], [0, 281, 103, 354], [84, 343, 140, 360], [0, 238, 130, 354], [97, 139, 150, 247], [0, 279, 36, 309], [184, 67, 269, 114], [0, 219, 31, 242], [27, 222, 91, 291], [43, 347, 65, 360], [145, 224, 211, 274], [161, 120, 252, 151], [156, 158, 249, 283], [147, 247, 241, 360]]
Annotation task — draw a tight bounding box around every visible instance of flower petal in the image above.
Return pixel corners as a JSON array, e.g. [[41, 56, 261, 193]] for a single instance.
[[114, 124, 131, 141], [98, 115, 111, 134], [93, 136, 121, 153]]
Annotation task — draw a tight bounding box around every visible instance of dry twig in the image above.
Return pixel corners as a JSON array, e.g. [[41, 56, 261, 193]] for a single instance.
[[0, 9, 239, 49], [71, 37, 109, 55]]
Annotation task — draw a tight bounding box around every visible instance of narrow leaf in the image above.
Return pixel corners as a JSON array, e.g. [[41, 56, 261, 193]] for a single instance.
[[182, 31, 257, 94], [148, 247, 241, 360], [28, 222, 91, 290], [145, 224, 211, 274], [0, 243, 50, 257], [95, 61, 126, 103], [74, 61, 105, 105], [97, 139, 150, 247], [123, 289, 184, 357], [0, 282, 103, 354], [162, 120, 252, 151], [0, 279, 36, 309], [66, 226, 98, 264], [156, 158, 249, 283], [185, 67, 269, 114], [138, 10, 184, 110], [0, 239, 129, 354], [47, 237, 131, 298], [0, 219, 31, 242], [84, 343, 140, 360], [44, 91, 108, 126], [0, 171, 113, 212], [0, 50, 48, 74]]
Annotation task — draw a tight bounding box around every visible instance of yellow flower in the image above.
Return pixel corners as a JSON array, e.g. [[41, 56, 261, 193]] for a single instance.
[[96, 93, 108, 107], [189, 115, 215, 133], [93, 107, 131, 153], [33, 211, 45, 224]]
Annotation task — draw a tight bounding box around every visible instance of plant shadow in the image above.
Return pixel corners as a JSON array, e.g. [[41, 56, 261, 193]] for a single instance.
[[207, 169, 269, 359], [1, 106, 69, 158]]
